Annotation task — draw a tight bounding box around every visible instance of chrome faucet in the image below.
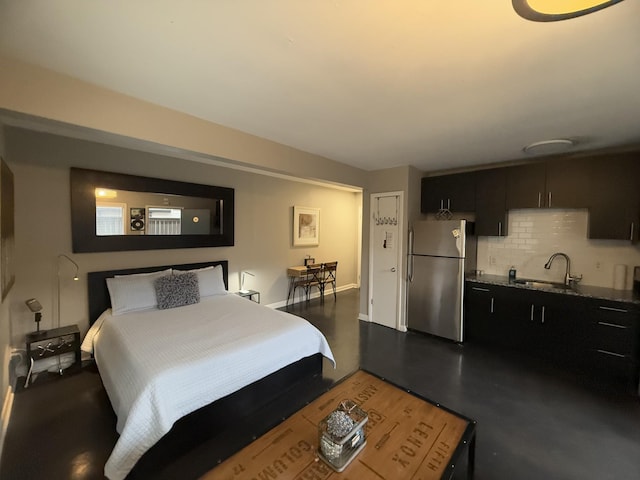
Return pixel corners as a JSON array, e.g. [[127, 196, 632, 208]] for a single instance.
[[544, 252, 582, 286]]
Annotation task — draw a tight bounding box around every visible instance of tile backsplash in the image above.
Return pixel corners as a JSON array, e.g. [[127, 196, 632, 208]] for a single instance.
[[476, 209, 640, 290]]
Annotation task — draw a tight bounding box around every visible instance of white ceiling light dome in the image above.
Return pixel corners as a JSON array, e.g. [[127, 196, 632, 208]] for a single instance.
[[523, 138, 577, 155]]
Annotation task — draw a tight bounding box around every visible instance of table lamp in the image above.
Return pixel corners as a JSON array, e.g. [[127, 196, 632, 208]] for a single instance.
[[240, 271, 254, 294], [25, 298, 44, 334]]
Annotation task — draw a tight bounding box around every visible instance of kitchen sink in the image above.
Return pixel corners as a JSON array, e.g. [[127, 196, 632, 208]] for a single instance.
[[512, 279, 573, 290]]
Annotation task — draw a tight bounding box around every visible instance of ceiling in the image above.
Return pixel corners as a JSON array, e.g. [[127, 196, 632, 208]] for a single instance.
[[1, 1, 639, 173]]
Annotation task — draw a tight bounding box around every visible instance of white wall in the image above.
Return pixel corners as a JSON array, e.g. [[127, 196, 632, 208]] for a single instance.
[[478, 209, 640, 289], [5, 127, 362, 347]]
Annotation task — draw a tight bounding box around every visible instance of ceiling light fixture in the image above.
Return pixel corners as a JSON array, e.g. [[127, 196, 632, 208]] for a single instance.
[[523, 138, 576, 155], [512, 0, 625, 22]]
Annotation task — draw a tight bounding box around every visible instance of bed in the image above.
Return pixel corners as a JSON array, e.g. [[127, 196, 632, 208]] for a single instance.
[[83, 260, 335, 480]]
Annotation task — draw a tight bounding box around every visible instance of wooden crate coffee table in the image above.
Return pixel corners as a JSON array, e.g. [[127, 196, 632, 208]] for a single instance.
[[202, 370, 476, 479]]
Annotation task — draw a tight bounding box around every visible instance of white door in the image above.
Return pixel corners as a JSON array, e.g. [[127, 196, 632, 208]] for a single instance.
[[369, 192, 403, 329]]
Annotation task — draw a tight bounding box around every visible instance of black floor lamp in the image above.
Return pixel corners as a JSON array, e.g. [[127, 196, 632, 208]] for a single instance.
[[56, 254, 79, 374]]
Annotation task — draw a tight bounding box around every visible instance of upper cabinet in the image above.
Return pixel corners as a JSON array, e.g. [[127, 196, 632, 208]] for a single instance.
[[587, 153, 640, 241], [505, 163, 547, 209], [421, 172, 476, 213], [420, 150, 639, 241], [505, 158, 590, 210], [475, 168, 508, 237], [545, 157, 591, 208]]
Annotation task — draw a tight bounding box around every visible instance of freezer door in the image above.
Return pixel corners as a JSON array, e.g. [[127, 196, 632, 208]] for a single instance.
[[407, 255, 464, 342], [411, 220, 467, 258]]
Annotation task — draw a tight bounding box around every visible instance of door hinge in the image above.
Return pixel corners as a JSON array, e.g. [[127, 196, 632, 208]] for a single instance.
[[370, 298, 374, 305]]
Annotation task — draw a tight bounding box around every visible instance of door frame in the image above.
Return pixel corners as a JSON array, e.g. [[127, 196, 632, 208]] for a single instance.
[[368, 191, 405, 331]]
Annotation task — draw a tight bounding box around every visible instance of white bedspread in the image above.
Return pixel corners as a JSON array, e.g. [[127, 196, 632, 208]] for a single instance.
[[82, 293, 334, 480]]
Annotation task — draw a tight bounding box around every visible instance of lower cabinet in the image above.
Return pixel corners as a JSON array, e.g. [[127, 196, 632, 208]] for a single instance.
[[465, 281, 640, 393], [582, 299, 640, 387]]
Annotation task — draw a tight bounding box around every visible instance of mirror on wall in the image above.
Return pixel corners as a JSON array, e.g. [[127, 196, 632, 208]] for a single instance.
[[71, 168, 234, 252]]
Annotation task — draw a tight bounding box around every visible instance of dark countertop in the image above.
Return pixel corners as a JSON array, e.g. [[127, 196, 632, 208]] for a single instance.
[[466, 273, 640, 306]]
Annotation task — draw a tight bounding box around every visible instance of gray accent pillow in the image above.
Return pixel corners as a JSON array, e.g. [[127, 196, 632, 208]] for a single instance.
[[154, 272, 200, 310]]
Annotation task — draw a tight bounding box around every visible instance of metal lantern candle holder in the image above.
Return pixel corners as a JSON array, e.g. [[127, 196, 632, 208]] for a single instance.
[[318, 399, 368, 472]]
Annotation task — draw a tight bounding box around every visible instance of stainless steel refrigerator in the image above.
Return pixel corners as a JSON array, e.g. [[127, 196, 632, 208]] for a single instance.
[[407, 219, 476, 342]]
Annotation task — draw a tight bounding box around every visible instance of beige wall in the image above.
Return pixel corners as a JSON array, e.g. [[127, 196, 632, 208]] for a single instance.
[[4, 128, 362, 348], [0, 54, 365, 189], [362, 166, 423, 326]]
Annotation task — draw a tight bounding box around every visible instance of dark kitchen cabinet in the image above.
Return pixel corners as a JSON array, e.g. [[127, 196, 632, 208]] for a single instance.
[[465, 284, 502, 342], [420, 150, 639, 241], [464, 281, 640, 393], [545, 157, 590, 208], [581, 298, 640, 388], [519, 290, 589, 363], [471, 286, 585, 360], [505, 157, 590, 210], [475, 168, 508, 236], [421, 172, 476, 214], [465, 283, 528, 344], [505, 163, 547, 209], [587, 154, 640, 241]]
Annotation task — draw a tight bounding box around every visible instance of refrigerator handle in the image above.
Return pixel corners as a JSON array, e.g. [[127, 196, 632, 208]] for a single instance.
[[408, 227, 414, 255], [408, 227, 414, 282], [408, 255, 414, 282]]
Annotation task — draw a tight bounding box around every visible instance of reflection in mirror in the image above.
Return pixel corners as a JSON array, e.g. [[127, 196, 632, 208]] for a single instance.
[[94, 188, 221, 236], [71, 168, 234, 253]]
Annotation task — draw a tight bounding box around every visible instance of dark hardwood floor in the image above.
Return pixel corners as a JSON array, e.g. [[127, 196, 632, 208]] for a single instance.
[[2, 289, 639, 479]]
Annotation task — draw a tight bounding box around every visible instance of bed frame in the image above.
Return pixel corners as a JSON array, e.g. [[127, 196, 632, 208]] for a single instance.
[[87, 260, 324, 478]]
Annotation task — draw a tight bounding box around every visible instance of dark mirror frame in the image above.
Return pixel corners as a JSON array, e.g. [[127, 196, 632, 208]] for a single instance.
[[70, 167, 234, 253]]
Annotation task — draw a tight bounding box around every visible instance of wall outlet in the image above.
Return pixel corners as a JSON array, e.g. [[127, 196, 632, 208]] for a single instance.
[[596, 261, 601, 270], [489, 256, 496, 265]]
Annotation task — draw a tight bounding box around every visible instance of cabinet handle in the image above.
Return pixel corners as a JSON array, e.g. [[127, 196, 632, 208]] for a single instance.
[[597, 321, 628, 329], [447, 198, 451, 210], [498, 221, 502, 236], [548, 192, 552, 208], [440, 199, 444, 210], [596, 349, 626, 358], [472, 287, 490, 292], [541, 305, 545, 324], [631, 222, 635, 241], [530, 304, 534, 321], [490, 297, 494, 313], [598, 306, 628, 313], [538, 192, 542, 208]]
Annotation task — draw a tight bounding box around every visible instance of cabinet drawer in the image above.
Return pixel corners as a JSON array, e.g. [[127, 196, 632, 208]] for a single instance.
[[586, 348, 636, 378], [591, 321, 636, 356], [28, 334, 77, 361]]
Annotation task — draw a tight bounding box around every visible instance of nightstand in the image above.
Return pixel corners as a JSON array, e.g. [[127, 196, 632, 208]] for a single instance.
[[235, 290, 260, 303], [25, 325, 81, 387]]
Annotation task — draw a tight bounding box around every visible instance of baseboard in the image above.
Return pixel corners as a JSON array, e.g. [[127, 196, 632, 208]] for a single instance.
[[358, 313, 369, 321], [0, 385, 14, 466], [267, 284, 357, 309]]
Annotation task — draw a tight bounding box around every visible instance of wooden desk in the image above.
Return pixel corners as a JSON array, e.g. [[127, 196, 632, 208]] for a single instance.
[[204, 370, 476, 479], [287, 266, 309, 277]]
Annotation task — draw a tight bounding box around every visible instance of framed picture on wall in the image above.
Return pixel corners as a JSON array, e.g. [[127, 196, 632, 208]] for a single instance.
[[293, 206, 320, 246], [1, 158, 15, 301]]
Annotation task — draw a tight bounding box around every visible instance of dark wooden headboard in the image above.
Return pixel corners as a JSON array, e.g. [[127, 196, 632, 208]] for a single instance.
[[87, 260, 229, 325]]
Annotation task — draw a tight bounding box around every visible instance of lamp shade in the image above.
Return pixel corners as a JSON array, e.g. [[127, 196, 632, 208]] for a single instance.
[[240, 271, 255, 293]]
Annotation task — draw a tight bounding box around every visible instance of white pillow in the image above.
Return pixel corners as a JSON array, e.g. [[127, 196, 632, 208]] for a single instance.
[[106, 268, 172, 315], [175, 265, 226, 297]]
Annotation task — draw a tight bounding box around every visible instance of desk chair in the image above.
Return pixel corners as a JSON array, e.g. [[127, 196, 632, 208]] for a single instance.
[[293, 265, 323, 303], [322, 261, 338, 300]]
